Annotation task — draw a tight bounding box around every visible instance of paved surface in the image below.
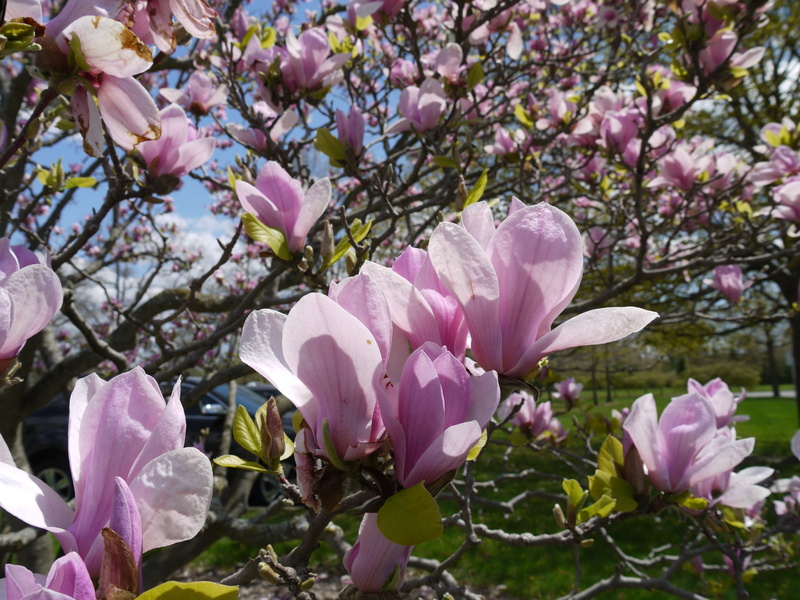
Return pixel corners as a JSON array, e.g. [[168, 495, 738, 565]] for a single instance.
[[746, 390, 796, 398]]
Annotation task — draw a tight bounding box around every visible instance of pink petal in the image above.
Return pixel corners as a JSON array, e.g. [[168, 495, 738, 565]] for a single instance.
[[45, 553, 95, 600], [428, 222, 503, 371], [127, 448, 212, 552], [97, 76, 161, 151], [0, 265, 62, 359], [240, 309, 316, 424], [290, 177, 330, 252], [403, 422, 481, 488], [0, 463, 74, 532], [72, 86, 104, 158], [516, 307, 658, 377]]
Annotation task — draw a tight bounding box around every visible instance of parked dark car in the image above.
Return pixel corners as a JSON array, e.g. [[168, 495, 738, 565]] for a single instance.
[[22, 378, 294, 505]]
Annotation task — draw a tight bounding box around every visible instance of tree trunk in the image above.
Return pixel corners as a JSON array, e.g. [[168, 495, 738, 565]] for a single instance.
[[764, 327, 780, 398], [791, 315, 800, 426]]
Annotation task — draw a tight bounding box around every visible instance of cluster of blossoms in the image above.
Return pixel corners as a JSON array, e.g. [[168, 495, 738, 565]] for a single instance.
[[623, 378, 770, 510], [239, 186, 657, 592]]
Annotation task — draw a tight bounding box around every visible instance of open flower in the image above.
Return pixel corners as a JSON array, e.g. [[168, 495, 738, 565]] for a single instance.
[[0, 238, 63, 372], [240, 293, 387, 464], [0, 368, 213, 576], [235, 162, 329, 253], [428, 201, 657, 378]]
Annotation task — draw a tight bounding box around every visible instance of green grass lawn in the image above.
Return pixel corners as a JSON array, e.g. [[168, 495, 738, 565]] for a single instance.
[[191, 389, 800, 599]]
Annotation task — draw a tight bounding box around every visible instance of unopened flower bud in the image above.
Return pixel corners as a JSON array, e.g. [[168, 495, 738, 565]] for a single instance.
[[259, 398, 286, 463], [97, 528, 139, 600], [580, 539, 594, 548], [624, 444, 648, 499], [258, 562, 281, 584], [553, 503, 566, 528], [321, 220, 334, 259]]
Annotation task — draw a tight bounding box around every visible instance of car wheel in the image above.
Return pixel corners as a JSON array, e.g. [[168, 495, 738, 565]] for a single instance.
[[34, 456, 74, 501]]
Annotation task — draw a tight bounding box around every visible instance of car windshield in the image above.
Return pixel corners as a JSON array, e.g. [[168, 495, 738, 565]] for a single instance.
[[213, 383, 270, 413]]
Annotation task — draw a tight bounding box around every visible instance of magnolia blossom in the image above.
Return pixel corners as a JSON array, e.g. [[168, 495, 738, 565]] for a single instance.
[[497, 392, 564, 441], [56, 16, 160, 156], [138, 104, 215, 189], [703, 265, 748, 304], [281, 28, 350, 93], [160, 71, 228, 116], [2, 553, 94, 600], [240, 293, 387, 464], [235, 162, 330, 253], [388, 78, 447, 133], [344, 514, 412, 594], [0, 238, 63, 371], [128, 0, 216, 55], [553, 377, 583, 406], [336, 105, 366, 156], [687, 377, 747, 428], [623, 393, 759, 503], [427, 201, 658, 378], [380, 344, 499, 488], [0, 368, 213, 575]]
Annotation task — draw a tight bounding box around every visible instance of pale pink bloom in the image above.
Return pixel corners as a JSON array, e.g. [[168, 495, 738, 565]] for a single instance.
[[3, 0, 44, 22], [687, 377, 747, 429], [772, 178, 800, 222], [583, 226, 613, 259], [484, 127, 522, 156], [623, 393, 755, 496], [0, 368, 213, 576], [376, 0, 407, 19], [553, 377, 583, 405], [128, 0, 216, 54], [434, 43, 463, 83], [336, 105, 366, 156], [281, 28, 350, 93], [0, 239, 63, 370], [239, 293, 387, 463], [750, 147, 800, 186], [235, 162, 330, 253], [388, 78, 447, 134], [2, 553, 94, 600], [57, 16, 160, 156], [428, 201, 657, 377], [160, 71, 228, 116], [344, 514, 412, 594], [388, 58, 417, 86], [497, 392, 564, 440], [226, 102, 298, 150], [648, 147, 710, 190], [703, 265, 748, 304], [380, 344, 499, 488], [138, 104, 215, 182]]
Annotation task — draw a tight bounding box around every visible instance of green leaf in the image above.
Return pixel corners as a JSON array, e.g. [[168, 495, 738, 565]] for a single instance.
[[137, 581, 238, 600], [68, 34, 92, 72], [233, 404, 262, 458], [242, 213, 292, 261], [578, 495, 616, 524], [563, 479, 585, 508], [432, 156, 460, 169], [467, 62, 484, 90], [64, 176, 97, 189], [463, 169, 488, 208], [314, 128, 346, 162], [261, 27, 277, 49], [597, 435, 624, 476], [466, 429, 487, 461], [322, 218, 372, 269], [213, 455, 269, 473], [670, 491, 709, 511], [377, 482, 443, 545], [514, 104, 533, 128]]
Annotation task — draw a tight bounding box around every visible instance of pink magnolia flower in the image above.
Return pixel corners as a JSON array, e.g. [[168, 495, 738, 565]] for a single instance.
[[128, 0, 216, 55], [772, 178, 800, 222], [361, 247, 469, 361], [2, 553, 94, 600], [56, 16, 160, 156], [0, 238, 63, 371], [239, 293, 387, 464], [336, 105, 366, 156], [427, 201, 658, 378], [137, 104, 215, 188], [703, 265, 747, 304], [687, 377, 747, 429], [388, 78, 447, 134], [553, 377, 583, 406], [0, 368, 213, 576], [226, 102, 298, 150], [497, 392, 564, 441], [344, 514, 413, 594], [380, 344, 499, 488], [434, 43, 463, 83], [281, 28, 350, 93], [648, 147, 710, 190], [235, 162, 330, 253], [160, 71, 228, 116], [623, 392, 755, 496]]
